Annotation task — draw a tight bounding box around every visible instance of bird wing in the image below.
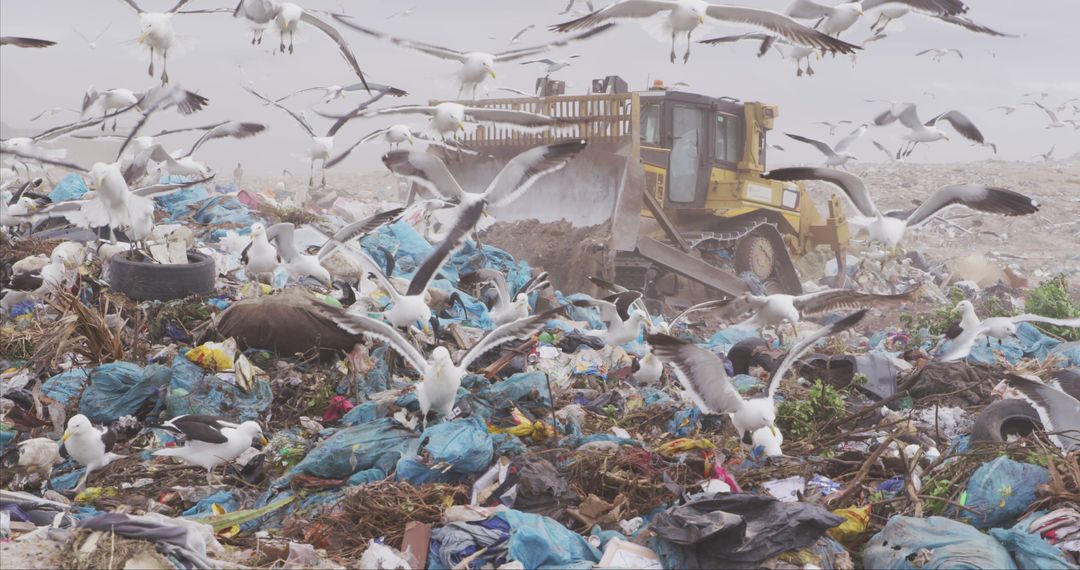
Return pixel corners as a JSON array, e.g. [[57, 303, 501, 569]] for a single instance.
[[381, 151, 466, 201], [1010, 315, 1080, 328], [123, 143, 178, 184], [936, 14, 1018, 37], [785, 133, 836, 157], [785, 0, 834, 19], [698, 32, 777, 46], [904, 184, 1038, 227], [317, 208, 404, 260], [317, 303, 429, 374], [793, 289, 909, 314], [871, 140, 894, 161], [344, 82, 406, 96], [273, 86, 331, 103], [1048, 368, 1080, 402], [1004, 374, 1080, 452], [264, 222, 299, 260], [185, 121, 266, 157], [324, 139, 365, 169], [162, 414, 230, 444], [116, 87, 210, 159], [550, 0, 678, 32], [646, 333, 743, 414], [936, 321, 993, 362], [32, 104, 139, 144], [325, 87, 403, 136], [669, 299, 730, 328], [167, 0, 195, 12], [764, 167, 879, 217], [767, 309, 867, 398], [243, 86, 316, 137], [493, 24, 614, 61], [406, 200, 486, 297], [0, 36, 57, 48], [927, 110, 985, 143], [709, 293, 770, 321], [117, 0, 144, 13], [474, 268, 511, 305], [949, 48, 963, 59], [131, 174, 215, 198], [861, 0, 967, 15], [1032, 101, 1059, 123], [358, 127, 391, 143], [320, 104, 436, 122], [463, 107, 557, 128], [509, 24, 536, 43], [483, 139, 588, 207], [459, 305, 566, 370], [298, 11, 369, 90], [915, 49, 937, 57], [331, 15, 466, 61], [0, 149, 89, 173], [704, 5, 859, 53], [587, 275, 651, 318], [834, 124, 867, 152]]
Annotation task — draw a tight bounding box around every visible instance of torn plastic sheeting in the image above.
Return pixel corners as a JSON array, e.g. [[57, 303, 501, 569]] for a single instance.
[[863, 515, 1017, 569], [193, 194, 258, 227], [429, 516, 512, 570], [340, 401, 384, 426], [78, 362, 172, 424], [181, 490, 239, 519], [154, 180, 210, 221], [49, 463, 85, 491], [1048, 341, 1080, 367], [48, 173, 88, 203], [650, 494, 844, 569], [669, 407, 702, 437], [705, 327, 760, 353], [41, 369, 90, 406], [342, 346, 393, 400], [491, 432, 528, 457], [558, 292, 608, 330], [471, 372, 551, 423], [410, 416, 494, 478], [430, 279, 495, 330], [989, 516, 1077, 570], [346, 467, 386, 486], [961, 456, 1049, 529], [280, 418, 418, 485], [499, 509, 602, 569], [164, 356, 272, 422]]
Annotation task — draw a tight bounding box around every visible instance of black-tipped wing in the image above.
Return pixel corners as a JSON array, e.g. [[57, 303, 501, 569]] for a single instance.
[[463, 108, 560, 128], [927, 110, 984, 144], [381, 151, 466, 201], [317, 208, 404, 260], [483, 139, 588, 207], [862, 0, 967, 15], [161, 414, 237, 444], [550, 0, 675, 32], [1004, 374, 1080, 452], [406, 199, 485, 296], [905, 185, 1038, 227], [299, 11, 369, 90], [131, 174, 215, 198], [937, 14, 1017, 37], [0, 36, 56, 48], [243, 86, 316, 137], [317, 302, 429, 373], [493, 23, 615, 62], [186, 121, 267, 157], [703, 5, 859, 54], [459, 305, 566, 370], [646, 333, 743, 415], [669, 299, 730, 328], [793, 289, 909, 314], [764, 167, 879, 218], [785, 133, 835, 157], [0, 149, 88, 173], [767, 309, 867, 398]]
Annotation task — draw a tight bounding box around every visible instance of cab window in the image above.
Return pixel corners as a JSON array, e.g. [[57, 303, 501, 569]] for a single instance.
[[714, 113, 742, 163], [641, 104, 661, 145]]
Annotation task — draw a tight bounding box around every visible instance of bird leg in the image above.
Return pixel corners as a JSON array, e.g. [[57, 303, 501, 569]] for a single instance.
[[683, 30, 692, 63], [161, 52, 169, 85], [308, 159, 315, 188], [669, 31, 677, 63], [148, 48, 155, 78], [806, 59, 815, 76], [288, 31, 295, 54]]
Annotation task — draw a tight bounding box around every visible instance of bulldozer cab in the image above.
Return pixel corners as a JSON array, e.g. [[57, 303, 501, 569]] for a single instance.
[[423, 78, 849, 308]]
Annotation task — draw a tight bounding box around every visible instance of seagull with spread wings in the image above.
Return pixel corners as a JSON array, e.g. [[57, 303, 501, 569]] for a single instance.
[[785, 124, 867, 167], [274, 81, 406, 106], [648, 309, 867, 450], [320, 300, 567, 429], [333, 16, 614, 99], [915, 47, 963, 61], [1004, 371, 1080, 453], [550, 0, 859, 64], [937, 301, 1080, 362], [710, 288, 908, 336], [470, 269, 551, 326], [872, 102, 988, 158], [765, 167, 1039, 248], [1032, 101, 1072, 129], [117, 0, 216, 84], [120, 121, 267, 183]]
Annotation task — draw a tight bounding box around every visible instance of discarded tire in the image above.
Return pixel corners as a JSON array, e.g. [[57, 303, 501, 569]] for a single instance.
[[108, 250, 215, 301], [970, 399, 1042, 444]]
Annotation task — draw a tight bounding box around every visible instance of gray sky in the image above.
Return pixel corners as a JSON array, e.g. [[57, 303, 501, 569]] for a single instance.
[[2, 0, 1077, 176]]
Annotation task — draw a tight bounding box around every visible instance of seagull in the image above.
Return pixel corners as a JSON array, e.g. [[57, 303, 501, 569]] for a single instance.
[[242, 223, 280, 283], [915, 47, 962, 61], [273, 82, 406, 106], [765, 167, 1039, 248], [320, 102, 572, 143], [697, 32, 817, 77], [1, 249, 78, 314], [783, 0, 867, 37], [333, 16, 614, 98], [154, 414, 268, 479], [785, 124, 867, 168], [62, 414, 122, 491], [264, 223, 332, 286], [648, 309, 867, 447], [471, 269, 551, 326], [386, 6, 417, 19], [711, 288, 908, 336], [508, 24, 536, 44], [1032, 101, 1071, 129], [520, 55, 582, 76], [231, 0, 371, 89], [1004, 371, 1080, 453], [117, 0, 206, 84], [0, 36, 56, 48], [560, 0, 596, 15], [872, 103, 987, 158], [244, 85, 398, 188], [320, 301, 566, 428], [550, 0, 859, 64], [73, 23, 111, 50], [1033, 145, 1056, 162], [574, 290, 651, 346], [987, 105, 1020, 115], [938, 302, 1080, 361], [815, 120, 854, 136], [871, 140, 895, 162], [30, 107, 79, 122], [324, 125, 476, 170], [121, 121, 268, 183]]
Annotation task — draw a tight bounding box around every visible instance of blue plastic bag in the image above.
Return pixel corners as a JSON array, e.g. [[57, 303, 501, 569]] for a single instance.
[[863, 515, 1016, 569], [48, 173, 89, 202], [397, 417, 493, 483], [500, 509, 602, 569], [164, 356, 272, 422], [78, 362, 171, 423], [989, 517, 1077, 570], [961, 456, 1049, 529], [282, 418, 418, 484], [42, 369, 90, 406]]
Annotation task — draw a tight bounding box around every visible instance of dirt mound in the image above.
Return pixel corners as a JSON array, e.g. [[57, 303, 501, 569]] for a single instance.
[[480, 219, 612, 295]]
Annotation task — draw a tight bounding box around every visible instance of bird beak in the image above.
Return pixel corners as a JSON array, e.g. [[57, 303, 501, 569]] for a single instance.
[[407, 135, 414, 145], [456, 121, 466, 131], [944, 135, 951, 141], [139, 33, 146, 45], [769, 425, 778, 437], [61, 430, 71, 444], [489, 70, 497, 79], [698, 14, 706, 23], [259, 435, 269, 446]]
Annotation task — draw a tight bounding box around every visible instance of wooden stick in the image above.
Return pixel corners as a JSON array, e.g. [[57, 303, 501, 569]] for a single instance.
[[828, 434, 897, 507]]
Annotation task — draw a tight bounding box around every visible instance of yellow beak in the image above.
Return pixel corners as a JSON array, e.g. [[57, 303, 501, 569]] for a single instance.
[[699, 14, 706, 23], [139, 33, 146, 44], [489, 70, 497, 79], [944, 135, 951, 141], [769, 425, 778, 437], [259, 435, 269, 446], [457, 121, 466, 131], [407, 136, 414, 145], [61, 430, 71, 444]]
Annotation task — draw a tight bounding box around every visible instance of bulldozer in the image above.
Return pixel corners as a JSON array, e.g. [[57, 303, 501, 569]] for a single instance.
[[421, 76, 851, 311]]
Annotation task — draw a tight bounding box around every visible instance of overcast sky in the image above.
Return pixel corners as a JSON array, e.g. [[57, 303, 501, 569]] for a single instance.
[[2, 0, 1077, 176]]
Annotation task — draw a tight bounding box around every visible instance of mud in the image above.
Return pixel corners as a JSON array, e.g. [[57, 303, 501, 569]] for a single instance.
[[479, 219, 613, 295]]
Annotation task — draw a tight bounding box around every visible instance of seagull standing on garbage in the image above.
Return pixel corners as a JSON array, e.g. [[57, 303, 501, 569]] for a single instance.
[[62, 414, 122, 491], [648, 310, 867, 449], [154, 415, 268, 480], [242, 222, 280, 283], [472, 269, 551, 326], [319, 303, 567, 429], [263, 223, 331, 286], [574, 290, 651, 346], [764, 168, 1039, 249], [937, 308, 1080, 362]]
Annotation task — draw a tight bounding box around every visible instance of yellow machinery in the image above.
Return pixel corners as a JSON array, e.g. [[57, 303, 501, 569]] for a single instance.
[[427, 77, 850, 306]]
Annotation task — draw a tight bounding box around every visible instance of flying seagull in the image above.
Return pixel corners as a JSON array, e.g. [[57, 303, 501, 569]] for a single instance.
[[62, 414, 122, 491], [764, 167, 1039, 248], [711, 288, 908, 335], [264, 223, 332, 286], [1033, 145, 1055, 162], [785, 124, 867, 168], [520, 55, 582, 76], [154, 414, 268, 480], [987, 105, 1020, 115], [915, 47, 963, 61], [274, 82, 406, 105], [872, 102, 987, 158], [698, 32, 818, 77], [1004, 370, 1080, 453], [550, 0, 859, 64], [231, 0, 371, 90], [117, 0, 211, 84], [1031, 101, 1072, 129], [648, 309, 867, 449], [333, 16, 614, 98], [73, 23, 112, 50], [324, 125, 476, 170], [319, 102, 572, 143], [871, 140, 895, 162], [0, 36, 56, 48], [815, 120, 854, 136], [320, 302, 567, 428], [121, 121, 268, 183]]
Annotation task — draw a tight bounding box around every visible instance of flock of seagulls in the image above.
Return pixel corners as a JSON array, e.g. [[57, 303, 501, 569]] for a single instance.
[[2, 0, 1077, 494]]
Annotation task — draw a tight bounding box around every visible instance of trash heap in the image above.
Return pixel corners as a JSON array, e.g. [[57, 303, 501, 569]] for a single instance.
[[3, 180, 1080, 570]]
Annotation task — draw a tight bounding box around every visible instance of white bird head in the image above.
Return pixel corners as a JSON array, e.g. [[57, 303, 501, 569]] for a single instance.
[[465, 53, 497, 79], [436, 103, 467, 132], [250, 222, 266, 237], [62, 414, 93, 443], [432, 346, 452, 363], [239, 420, 269, 446], [138, 13, 171, 44], [513, 292, 528, 307], [955, 300, 974, 312]]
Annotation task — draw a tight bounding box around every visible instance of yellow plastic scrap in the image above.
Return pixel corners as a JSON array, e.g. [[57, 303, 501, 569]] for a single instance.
[[828, 505, 871, 548], [656, 438, 715, 457], [488, 407, 555, 441], [186, 339, 238, 372], [75, 487, 118, 504]]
